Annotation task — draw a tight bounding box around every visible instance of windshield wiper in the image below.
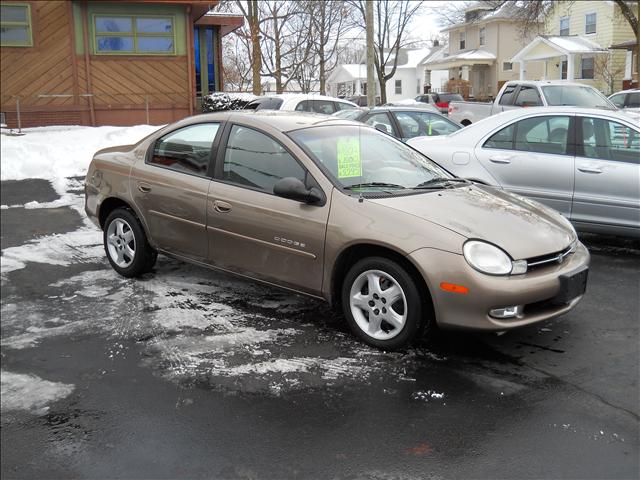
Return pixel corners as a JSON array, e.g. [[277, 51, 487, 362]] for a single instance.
[[413, 178, 468, 189], [344, 182, 406, 190]]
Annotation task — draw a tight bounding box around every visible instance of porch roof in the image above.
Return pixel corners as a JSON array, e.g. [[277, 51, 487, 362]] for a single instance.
[[511, 35, 607, 62], [421, 49, 496, 70]]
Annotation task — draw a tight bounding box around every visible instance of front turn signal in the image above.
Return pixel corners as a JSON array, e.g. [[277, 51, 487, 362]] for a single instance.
[[440, 282, 469, 294]]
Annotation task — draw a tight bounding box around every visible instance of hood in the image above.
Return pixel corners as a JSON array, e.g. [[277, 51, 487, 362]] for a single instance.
[[370, 184, 574, 260]]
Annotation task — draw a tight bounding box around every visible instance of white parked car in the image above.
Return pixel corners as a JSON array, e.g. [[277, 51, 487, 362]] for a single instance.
[[408, 107, 640, 237], [243, 94, 357, 114]]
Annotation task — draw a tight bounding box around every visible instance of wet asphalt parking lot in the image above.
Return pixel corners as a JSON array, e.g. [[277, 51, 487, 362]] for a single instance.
[[1, 178, 639, 479]]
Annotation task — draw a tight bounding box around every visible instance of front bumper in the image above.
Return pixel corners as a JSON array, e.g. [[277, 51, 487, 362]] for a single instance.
[[409, 242, 590, 331]]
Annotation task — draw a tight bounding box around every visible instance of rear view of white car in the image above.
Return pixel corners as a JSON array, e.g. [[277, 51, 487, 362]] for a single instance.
[[408, 107, 640, 237]]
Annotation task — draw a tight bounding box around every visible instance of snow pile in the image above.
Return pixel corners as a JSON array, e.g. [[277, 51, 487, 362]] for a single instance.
[[1, 371, 74, 415], [202, 92, 256, 112], [0, 124, 159, 195]]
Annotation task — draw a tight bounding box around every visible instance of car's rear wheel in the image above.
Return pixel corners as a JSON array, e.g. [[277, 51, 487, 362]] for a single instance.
[[104, 208, 156, 277], [342, 257, 428, 350]]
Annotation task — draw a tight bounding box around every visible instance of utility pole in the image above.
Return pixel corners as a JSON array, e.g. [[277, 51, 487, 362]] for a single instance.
[[365, 0, 375, 107]]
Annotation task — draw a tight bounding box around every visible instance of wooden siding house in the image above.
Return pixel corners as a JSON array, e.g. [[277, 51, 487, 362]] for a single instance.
[[0, 1, 242, 128]]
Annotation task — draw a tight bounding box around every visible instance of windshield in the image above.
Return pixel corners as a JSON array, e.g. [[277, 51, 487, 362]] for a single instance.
[[542, 85, 615, 109], [288, 125, 453, 192]]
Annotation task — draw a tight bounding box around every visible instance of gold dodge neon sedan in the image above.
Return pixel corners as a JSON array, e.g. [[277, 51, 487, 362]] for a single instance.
[[85, 111, 590, 350]]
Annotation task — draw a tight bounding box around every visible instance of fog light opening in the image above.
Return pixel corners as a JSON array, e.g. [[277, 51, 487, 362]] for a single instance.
[[489, 305, 523, 319]]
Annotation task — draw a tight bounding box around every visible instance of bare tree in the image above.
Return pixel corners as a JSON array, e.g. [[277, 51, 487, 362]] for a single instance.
[[234, 0, 262, 95], [221, 34, 252, 91], [595, 53, 627, 95], [351, 0, 424, 103], [259, 1, 313, 93]]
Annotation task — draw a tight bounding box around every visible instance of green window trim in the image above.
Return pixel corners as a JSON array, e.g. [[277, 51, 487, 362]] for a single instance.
[[0, 2, 33, 47], [92, 13, 176, 56]]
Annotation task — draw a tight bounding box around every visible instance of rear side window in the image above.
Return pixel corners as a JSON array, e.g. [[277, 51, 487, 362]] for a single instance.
[[609, 94, 625, 108], [626, 92, 640, 108], [313, 100, 336, 114], [484, 124, 515, 149], [151, 123, 219, 176], [513, 86, 542, 107], [499, 85, 517, 105], [580, 117, 639, 164], [222, 125, 307, 193], [514, 116, 570, 154], [255, 98, 284, 110], [295, 100, 312, 112]]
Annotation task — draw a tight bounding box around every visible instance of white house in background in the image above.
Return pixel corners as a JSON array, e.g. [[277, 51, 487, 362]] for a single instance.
[[327, 47, 448, 102]]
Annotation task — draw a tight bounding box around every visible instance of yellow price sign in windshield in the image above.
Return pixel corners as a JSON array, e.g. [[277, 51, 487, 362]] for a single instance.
[[337, 137, 362, 179]]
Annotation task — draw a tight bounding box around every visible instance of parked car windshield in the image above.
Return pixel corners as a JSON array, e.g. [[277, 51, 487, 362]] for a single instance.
[[288, 125, 453, 191], [542, 86, 615, 109]]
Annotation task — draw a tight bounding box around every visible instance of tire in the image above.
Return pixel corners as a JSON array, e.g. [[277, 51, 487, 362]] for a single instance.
[[341, 256, 430, 350], [103, 207, 157, 277]]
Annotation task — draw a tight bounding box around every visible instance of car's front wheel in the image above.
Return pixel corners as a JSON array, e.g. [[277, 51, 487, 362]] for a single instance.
[[342, 257, 429, 350], [103, 208, 157, 277]]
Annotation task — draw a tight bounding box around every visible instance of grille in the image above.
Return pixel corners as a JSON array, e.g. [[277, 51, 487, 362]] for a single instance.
[[525, 244, 574, 272]]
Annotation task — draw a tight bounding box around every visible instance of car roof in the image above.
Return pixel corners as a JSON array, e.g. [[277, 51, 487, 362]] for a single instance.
[[610, 89, 640, 95], [226, 110, 363, 132], [504, 80, 603, 88], [371, 106, 446, 113], [250, 93, 355, 102]]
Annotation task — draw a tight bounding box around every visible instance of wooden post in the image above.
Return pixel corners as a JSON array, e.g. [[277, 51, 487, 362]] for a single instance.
[[81, 1, 95, 126], [186, 6, 195, 116]]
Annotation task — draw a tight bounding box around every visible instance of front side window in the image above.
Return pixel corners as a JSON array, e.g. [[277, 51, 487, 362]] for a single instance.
[[459, 31, 466, 50], [395, 111, 459, 139], [0, 3, 32, 46], [484, 124, 515, 149], [626, 92, 640, 108], [514, 116, 570, 155], [223, 126, 306, 193], [513, 86, 543, 107], [288, 126, 452, 192], [479, 27, 486, 46], [560, 16, 570, 36], [94, 15, 175, 54], [585, 13, 596, 34], [295, 100, 312, 112], [395, 79, 402, 95], [364, 113, 394, 135], [312, 100, 336, 114], [581, 57, 595, 79], [151, 123, 219, 176], [580, 117, 639, 163]]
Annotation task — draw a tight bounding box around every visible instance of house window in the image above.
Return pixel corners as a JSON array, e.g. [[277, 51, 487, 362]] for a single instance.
[[479, 27, 486, 46], [559, 16, 570, 36], [94, 15, 175, 54], [585, 13, 596, 34], [395, 79, 402, 95], [0, 3, 32, 47], [503, 62, 513, 71], [581, 57, 594, 79], [459, 31, 466, 50], [561, 60, 567, 79]]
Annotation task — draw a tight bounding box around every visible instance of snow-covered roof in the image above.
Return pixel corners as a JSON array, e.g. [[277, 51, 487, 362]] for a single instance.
[[443, 3, 529, 31], [418, 45, 448, 67], [399, 48, 432, 69], [512, 35, 607, 62], [422, 49, 496, 69]]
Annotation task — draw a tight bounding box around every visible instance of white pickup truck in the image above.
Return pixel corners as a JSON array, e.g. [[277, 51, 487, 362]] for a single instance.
[[448, 80, 617, 125]]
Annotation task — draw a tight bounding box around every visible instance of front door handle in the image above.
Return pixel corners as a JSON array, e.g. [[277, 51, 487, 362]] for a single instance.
[[213, 200, 232, 213], [577, 166, 603, 174], [489, 154, 512, 164], [137, 182, 152, 193]]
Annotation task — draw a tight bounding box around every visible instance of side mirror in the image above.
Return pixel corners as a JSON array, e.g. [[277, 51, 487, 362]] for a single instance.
[[273, 177, 324, 205], [375, 123, 390, 134]]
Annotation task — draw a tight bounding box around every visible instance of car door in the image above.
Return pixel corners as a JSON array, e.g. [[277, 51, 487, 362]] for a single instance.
[[206, 124, 330, 295], [474, 114, 575, 216], [572, 115, 640, 229], [131, 122, 221, 262]]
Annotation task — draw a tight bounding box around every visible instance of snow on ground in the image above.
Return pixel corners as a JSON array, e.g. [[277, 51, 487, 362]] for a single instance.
[[1, 371, 74, 415], [0, 124, 159, 197]]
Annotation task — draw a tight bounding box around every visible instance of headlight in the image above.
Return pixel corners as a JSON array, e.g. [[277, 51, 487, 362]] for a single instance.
[[463, 240, 513, 275]]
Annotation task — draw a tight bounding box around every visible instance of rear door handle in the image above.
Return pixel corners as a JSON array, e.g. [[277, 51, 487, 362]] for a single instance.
[[577, 166, 603, 174], [137, 182, 152, 193], [489, 154, 512, 164], [213, 200, 232, 213]]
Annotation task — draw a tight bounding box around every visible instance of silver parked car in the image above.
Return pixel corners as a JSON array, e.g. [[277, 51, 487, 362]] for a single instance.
[[408, 107, 640, 237]]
